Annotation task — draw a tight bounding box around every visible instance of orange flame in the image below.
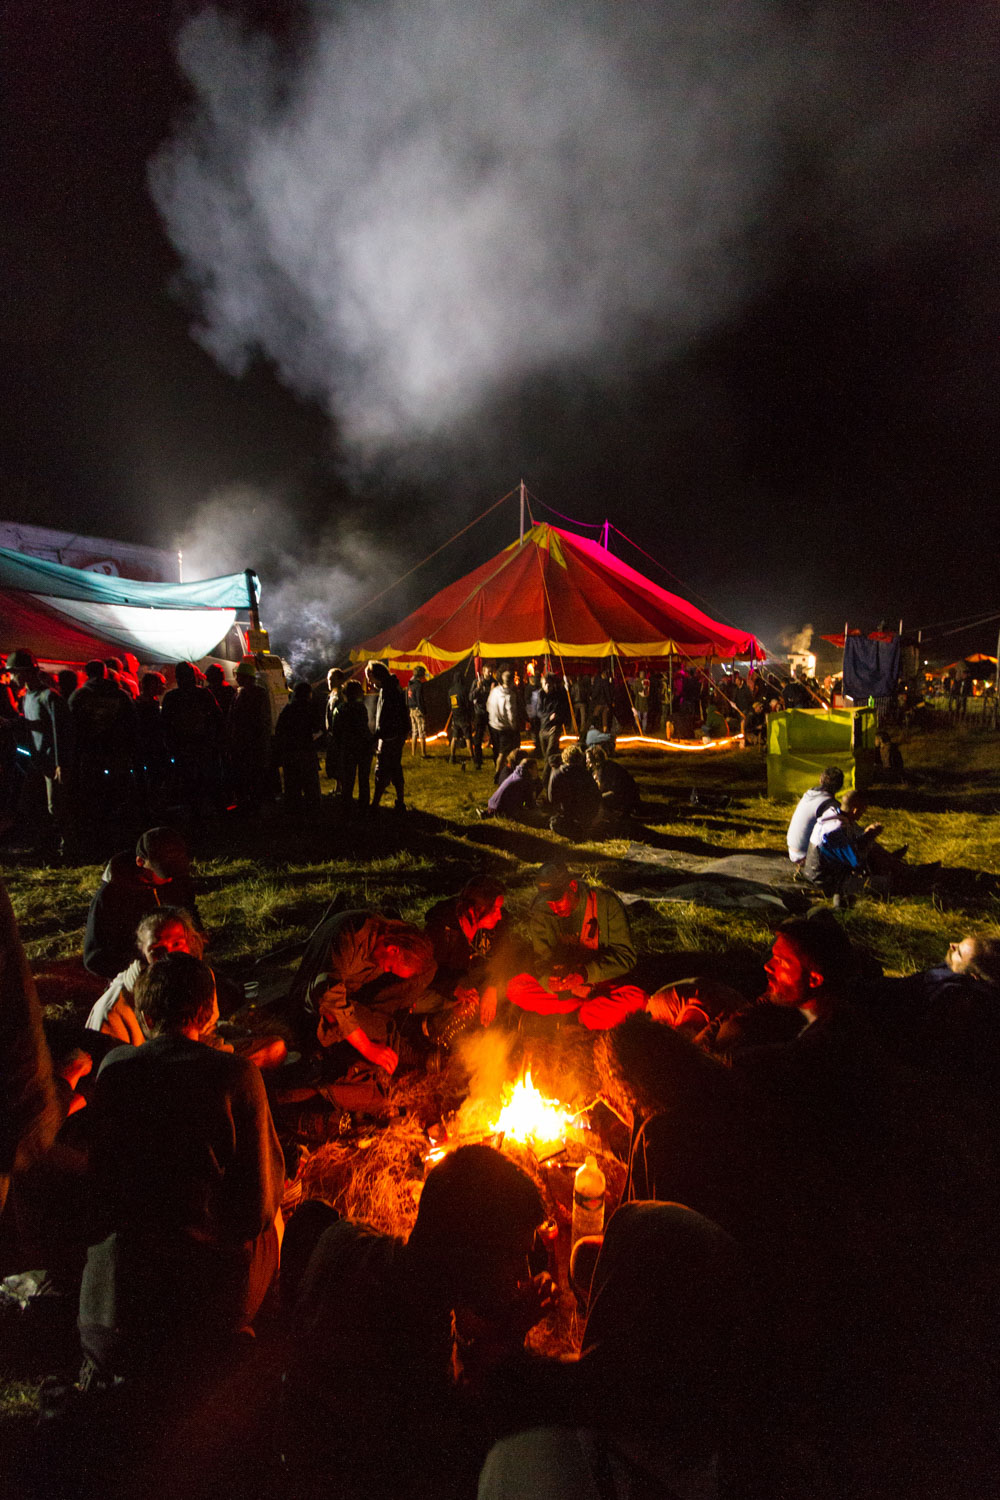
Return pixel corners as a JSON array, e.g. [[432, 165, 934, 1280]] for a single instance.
[[488, 1069, 578, 1148]]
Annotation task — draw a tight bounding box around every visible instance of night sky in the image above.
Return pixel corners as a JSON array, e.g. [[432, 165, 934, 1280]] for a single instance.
[[3, 1, 998, 663]]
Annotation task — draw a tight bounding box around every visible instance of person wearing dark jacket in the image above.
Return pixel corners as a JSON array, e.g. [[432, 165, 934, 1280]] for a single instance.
[[424, 877, 522, 1032], [229, 660, 274, 814], [507, 862, 643, 1030], [367, 661, 409, 810], [586, 745, 640, 833], [83, 826, 200, 978], [79, 953, 283, 1383], [329, 679, 374, 808], [547, 745, 601, 840], [536, 673, 571, 764], [160, 660, 222, 815], [275, 681, 323, 815], [282, 1145, 551, 1500]]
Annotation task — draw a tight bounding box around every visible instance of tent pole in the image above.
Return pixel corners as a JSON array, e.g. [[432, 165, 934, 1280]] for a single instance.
[[519, 479, 526, 544], [245, 570, 261, 634]]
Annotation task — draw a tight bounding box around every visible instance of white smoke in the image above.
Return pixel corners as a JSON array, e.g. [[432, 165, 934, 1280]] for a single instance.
[[151, 0, 787, 444], [150, 2, 996, 453], [178, 485, 403, 672], [781, 623, 814, 657]]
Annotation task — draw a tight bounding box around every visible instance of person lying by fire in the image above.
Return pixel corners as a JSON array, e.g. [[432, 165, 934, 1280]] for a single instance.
[[506, 862, 645, 1030], [421, 876, 530, 1049], [280, 1144, 555, 1500]]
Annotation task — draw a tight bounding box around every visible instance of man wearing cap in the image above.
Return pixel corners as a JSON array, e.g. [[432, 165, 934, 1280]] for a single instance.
[[507, 863, 643, 1029], [83, 826, 201, 978], [6, 647, 75, 855]]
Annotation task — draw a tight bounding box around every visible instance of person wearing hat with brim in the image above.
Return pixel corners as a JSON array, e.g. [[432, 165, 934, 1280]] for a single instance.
[[6, 647, 75, 857], [506, 862, 643, 1030], [83, 826, 201, 979]]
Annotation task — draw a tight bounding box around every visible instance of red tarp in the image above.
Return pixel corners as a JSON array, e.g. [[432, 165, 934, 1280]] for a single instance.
[[0, 588, 122, 664], [354, 523, 762, 672]]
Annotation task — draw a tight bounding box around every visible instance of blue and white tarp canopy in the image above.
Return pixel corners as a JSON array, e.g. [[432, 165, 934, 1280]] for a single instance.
[[0, 549, 255, 663]]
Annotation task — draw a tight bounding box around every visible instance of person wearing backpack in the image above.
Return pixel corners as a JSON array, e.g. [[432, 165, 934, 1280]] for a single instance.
[[786, 766, 845, 869]]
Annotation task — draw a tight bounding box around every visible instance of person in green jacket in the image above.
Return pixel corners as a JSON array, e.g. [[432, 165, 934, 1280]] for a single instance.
[[507, 862, 645, 1030]]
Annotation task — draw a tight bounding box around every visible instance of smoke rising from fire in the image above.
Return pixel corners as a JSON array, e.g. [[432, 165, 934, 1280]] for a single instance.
[[178, 485, 402, 672], [150, 3, 994, 454], [781, 623, 814, 658]]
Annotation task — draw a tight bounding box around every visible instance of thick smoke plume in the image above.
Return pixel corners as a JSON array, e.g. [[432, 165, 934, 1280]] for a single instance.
[[151, 2, 995, 449], [178, 485, 402, 673], [781, 623, 814, 658]]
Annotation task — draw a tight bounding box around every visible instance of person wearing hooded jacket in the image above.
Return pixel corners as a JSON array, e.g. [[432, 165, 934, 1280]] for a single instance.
[[83, 827, 200, 978]]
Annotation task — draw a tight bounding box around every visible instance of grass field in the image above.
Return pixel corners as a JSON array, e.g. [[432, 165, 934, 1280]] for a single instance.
[[1, 719, 998, 1444], [6, 719, 999, 1001]]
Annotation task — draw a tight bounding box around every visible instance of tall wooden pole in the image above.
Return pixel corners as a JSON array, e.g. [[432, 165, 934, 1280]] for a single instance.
[[519, 478, 526, 543]]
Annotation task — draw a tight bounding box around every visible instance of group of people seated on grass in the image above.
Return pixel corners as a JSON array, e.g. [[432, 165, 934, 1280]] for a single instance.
[[481, 744, 641, 841], [3, 808, 1000, 1500], [786, 765, 938, 904]]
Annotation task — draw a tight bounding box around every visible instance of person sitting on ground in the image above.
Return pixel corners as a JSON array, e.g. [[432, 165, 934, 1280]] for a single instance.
[[478, 1202, 760, 1500], [286, 908, 436, 1075], [786, 765, 845, 868], [423, 877, 522, 1037], [282, 1144, 554, 1500], [547, 744, 602, 841], [84, 906, 285, 1071], [868, 934, 1000, 1102], [699, 914, 853, 1057], [644, 973, 747, 1039], [85, 906, 204, 1045], [481, 751, 541, 822], [743, 698, 767, 747], [507, 863, 643, 1030], [83, 826, 200, 978], [803, 789, 903, 901], [585, 745, 640, 834], [78, 953, 284, 1387]]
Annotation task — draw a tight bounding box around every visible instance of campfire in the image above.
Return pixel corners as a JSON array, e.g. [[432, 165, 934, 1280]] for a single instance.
[[490, 1069, 580, 1153], [425, 1067, 586, 1170]]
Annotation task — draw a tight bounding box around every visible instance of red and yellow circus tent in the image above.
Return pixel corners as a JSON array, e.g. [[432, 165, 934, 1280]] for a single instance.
[[354, 523, 762, 673]]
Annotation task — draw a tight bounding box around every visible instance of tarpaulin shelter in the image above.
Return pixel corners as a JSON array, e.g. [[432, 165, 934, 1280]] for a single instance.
[[0, 549, 253, 664], [766, 706, 877, 801], [353, 523, 762, 673]]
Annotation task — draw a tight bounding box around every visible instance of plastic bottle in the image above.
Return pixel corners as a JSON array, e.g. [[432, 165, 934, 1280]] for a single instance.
[[572, 1155, 606, 1246]]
